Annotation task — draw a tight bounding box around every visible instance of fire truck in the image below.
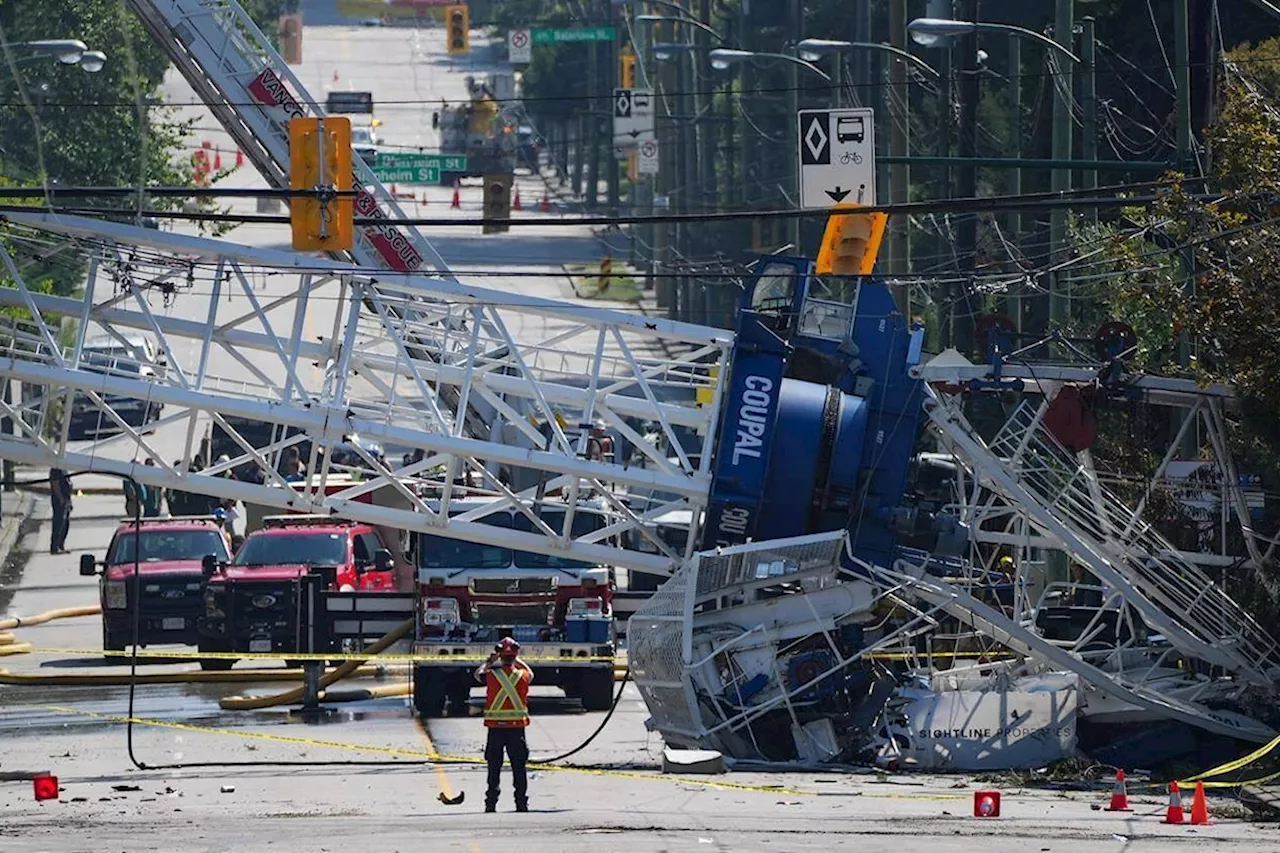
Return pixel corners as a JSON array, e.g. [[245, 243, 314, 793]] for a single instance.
[[433, 74, 517, 183], [409, 500, 617, 717]]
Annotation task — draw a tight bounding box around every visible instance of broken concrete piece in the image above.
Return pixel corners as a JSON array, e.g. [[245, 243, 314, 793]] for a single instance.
[[662, 748, 725, 775]]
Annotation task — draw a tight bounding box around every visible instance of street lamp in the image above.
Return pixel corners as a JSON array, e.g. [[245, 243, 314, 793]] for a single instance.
[[908, 18, 1080, 62], [797, 38, 939, 78], [2, 40, 106, 72], [707, 48, 830, 81]]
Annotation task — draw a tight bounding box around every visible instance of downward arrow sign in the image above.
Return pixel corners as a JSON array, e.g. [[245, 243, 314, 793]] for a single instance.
[[825, 186, 851, 203]]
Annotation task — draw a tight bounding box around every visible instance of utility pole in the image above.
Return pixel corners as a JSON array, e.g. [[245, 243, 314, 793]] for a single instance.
[[954, 0, 980, 355], [887, 0, 910, 315], [606, 0, 621, 217], [1080, 16, 1097, 223], [587, 33, 601, 209], [788, 0, 802, 253], [1173, 0, 1193, 163], [1008, 34, 1023, 332], [1048, 0, 1074, 333]]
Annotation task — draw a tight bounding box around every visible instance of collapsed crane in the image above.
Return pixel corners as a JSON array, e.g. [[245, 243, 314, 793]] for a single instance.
[[0, 0, 1276, 772]]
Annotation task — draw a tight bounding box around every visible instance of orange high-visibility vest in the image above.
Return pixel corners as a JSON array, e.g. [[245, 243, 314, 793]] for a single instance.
[[484, 666, 531, 728]]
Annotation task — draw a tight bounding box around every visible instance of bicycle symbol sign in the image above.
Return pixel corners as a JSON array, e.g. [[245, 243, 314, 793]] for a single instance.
[[796, 107, 876, 209]]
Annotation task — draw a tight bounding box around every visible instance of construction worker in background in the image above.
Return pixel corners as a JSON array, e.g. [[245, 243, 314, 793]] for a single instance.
[[474, 636, 533, 813]]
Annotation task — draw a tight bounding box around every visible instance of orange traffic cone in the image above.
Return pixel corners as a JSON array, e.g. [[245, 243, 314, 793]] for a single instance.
[[391, 183, 398, 197], [1104, 768, 1132, 812], [421, 191, 429, 205], [214, 149, 223, 170], [1163, 781, 1185, 824], [235, 149, 245, 168], [451, 179, 461, 209], [539, 191, 551, 213], [512, 186, 522, 211], [1190, 780, 1212, 826]]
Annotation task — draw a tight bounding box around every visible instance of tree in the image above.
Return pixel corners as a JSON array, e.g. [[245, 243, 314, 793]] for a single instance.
[[0, 0, 284, 295]]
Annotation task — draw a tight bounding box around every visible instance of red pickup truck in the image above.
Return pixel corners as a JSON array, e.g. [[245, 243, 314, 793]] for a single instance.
[[80, 517, 233, 651], [196, 515, 396, 669]]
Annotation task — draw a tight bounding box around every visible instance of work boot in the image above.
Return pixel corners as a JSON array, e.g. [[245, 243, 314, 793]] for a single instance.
[[485, 803, 496, 813], [515, 801, 528, 813]]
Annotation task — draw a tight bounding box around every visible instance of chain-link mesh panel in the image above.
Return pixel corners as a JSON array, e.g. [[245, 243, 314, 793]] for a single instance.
[[628, 564, 701, 737], [693, 532, 845, 598]]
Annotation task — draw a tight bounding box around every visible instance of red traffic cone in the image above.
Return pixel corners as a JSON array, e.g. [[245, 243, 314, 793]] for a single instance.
[[512, 186, 522, 211], [539, 191, 551, 213], [451, 179, 461, 209], [391, 183, 398, 197], [214, 150, 223, 170], [1190, 780, 1212, 825], [421, 191, 429, 205], [1163, 781, 1185, 824], [1104, 768, 1132, 812], [33, 773, 58, 801], [235, 149, 245, 168]]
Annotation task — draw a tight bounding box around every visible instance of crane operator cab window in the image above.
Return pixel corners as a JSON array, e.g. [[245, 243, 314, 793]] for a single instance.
[[749, 262, 800, 332]]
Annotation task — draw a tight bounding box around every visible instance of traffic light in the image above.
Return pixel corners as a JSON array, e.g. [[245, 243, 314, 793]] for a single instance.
[[482, 173, 512, 234], [620, 45, 636, 89], [446, 4, 470, 56], [815, 206, 887, 276], [288, 116, 354, 252]]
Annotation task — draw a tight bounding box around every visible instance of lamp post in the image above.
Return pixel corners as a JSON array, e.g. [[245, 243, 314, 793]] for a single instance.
[[708, 48, 829, 255]]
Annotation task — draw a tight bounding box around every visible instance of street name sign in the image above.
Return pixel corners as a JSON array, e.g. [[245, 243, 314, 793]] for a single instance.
[[372, 153, 466, 184], [532, 27, 615, 44], [797, 108, 876, 209]]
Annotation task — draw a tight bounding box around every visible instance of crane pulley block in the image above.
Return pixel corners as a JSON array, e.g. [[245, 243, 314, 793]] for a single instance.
[[288, 116, 354, 252]]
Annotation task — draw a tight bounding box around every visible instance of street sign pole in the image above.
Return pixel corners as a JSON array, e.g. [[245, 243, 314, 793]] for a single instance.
[[797, 108, 877, 209]]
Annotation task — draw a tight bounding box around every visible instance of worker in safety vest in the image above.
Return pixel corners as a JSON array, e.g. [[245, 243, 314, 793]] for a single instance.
[[474, 636, 533, 812]]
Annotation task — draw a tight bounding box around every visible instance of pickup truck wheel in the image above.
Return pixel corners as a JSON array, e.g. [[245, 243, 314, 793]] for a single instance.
[[580, 669, 616, 712], [198, 643, 236, 671], [102, 624, 126, 654], [414, 667, 446, 717]]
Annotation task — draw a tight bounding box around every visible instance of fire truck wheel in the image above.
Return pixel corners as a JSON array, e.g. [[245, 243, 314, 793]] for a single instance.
[[446, 678, 472, 717], [198, 642, 236, 671], [414, 667, 446, 717], [579, 669, 615, 712]]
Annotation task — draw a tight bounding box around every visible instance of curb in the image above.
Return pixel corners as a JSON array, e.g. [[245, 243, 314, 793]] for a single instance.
[[0, 491, 36, 563]]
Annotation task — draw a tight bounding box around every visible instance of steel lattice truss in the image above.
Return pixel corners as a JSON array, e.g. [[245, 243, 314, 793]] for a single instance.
[[0, 212, 731, 574]]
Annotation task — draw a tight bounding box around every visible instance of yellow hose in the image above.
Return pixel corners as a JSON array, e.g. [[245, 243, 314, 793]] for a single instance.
[[0, 604, 102, 655], [0, 604, 102, 632], [0, 663, 408, 686], [218, 617, 414, 711]]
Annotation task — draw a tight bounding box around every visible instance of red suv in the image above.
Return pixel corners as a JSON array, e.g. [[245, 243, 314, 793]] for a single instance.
[[196, 516, 396, 669], [80, 517, 233, 651]]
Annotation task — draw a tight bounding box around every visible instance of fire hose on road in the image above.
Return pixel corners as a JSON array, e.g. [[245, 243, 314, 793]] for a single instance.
[[0, 604, 102, 656]]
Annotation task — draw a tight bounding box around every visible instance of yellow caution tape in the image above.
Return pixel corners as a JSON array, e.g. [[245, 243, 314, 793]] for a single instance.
[[35, 703, 816, 795], [25, 647, 619, 663]]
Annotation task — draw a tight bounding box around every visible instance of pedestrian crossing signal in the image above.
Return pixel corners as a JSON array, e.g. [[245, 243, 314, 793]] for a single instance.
[[816, 206, 886, 276], [446, 4, 470, 56], [288, 116, 354, 252], [482, 174, 512, 234]]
